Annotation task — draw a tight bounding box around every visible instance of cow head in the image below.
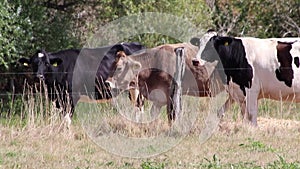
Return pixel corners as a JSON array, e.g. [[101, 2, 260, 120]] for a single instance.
[[191, 31, 253, 96], [275, 42, 294, 87], [275, 41, 300, 87], [190, 30, 218, 61], [110, 51, 142, 91], [191, 32, 227, 84], [18, 50, 63, 82], [97, 42, 145, 81]]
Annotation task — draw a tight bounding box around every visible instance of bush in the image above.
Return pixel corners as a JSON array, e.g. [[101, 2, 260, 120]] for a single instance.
[[212, 0, 300, 37]]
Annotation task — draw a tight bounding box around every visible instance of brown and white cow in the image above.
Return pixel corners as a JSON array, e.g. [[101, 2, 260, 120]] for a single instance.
[[191, 31, 300, 126], [110, 43, 220, 125]]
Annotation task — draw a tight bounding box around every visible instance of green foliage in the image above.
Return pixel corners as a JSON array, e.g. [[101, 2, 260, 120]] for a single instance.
[[141, 161, 166, 169], [77, 0, 211, 46], [239, 138, 276, 152], [0, 0, 31, 69], [213, 0, 300, 37], [11, 0, 80, 52], [0, 95, 22, 116], [267, 155, 300, 169], [199, 155, 300, 169], [5, 152, 17, 158], [105, 161, 114, 166], [203, 154, 221, 169], [0, 0, 79, 68], [90, 0, 210, 23]]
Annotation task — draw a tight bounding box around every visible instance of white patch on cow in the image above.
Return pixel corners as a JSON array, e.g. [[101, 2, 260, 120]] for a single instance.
[[290, 41, 300, 59], [38, 53, 44, 58], [196, 31, 218, 60], [290, 41, 300, 87]]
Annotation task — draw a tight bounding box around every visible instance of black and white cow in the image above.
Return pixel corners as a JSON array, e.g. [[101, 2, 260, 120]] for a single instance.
[[191, 31, 300, 125], [18, 42, 145, 121], [19, 49, 80, 118]]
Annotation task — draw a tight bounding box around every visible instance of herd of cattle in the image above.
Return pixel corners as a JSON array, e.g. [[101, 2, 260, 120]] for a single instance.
[[18, 30, 300, 126]]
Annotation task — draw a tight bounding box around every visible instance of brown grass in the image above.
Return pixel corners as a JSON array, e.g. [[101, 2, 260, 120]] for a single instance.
[[1, 115, 300, 168], [0, 90, 300, 168]]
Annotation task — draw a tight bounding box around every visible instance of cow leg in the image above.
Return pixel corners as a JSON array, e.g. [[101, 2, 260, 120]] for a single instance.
[[239, 100, 247, 119], [64, 96, 74, 129], [225, 82, 249, 121], [128, 88, 142, 109], [128, 88, 145, 122], [231, 98, 248, 121], [245, 90, 259, 126], [69, 93, 80, 117], [150, 103, 162, 120], [95, 77, 105, 99], [217, 97, 234, 118], [136, 93, 145, 113], [135, 95, 145, 122], [217, 95, 248, 123], [148, 89, 167, 121], [167, 96, 175, 126]]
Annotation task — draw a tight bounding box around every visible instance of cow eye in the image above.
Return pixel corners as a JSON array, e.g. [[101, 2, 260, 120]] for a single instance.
[[116, 67, 123, 72]]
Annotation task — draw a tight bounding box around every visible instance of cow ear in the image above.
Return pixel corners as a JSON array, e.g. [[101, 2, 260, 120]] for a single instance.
[[190, 37, 200, 46], [18, 58, 31, 67], [50, 58, 62, 67]]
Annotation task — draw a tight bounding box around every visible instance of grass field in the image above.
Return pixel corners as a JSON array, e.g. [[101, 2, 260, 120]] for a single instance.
[[1, 91, 300, 168]]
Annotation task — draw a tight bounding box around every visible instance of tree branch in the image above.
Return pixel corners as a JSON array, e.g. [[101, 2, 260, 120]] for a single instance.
[[284, 15, 300, 36]]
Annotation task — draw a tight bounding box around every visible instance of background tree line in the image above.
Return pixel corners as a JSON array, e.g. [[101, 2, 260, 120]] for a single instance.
[[0, 0, 299, 104]]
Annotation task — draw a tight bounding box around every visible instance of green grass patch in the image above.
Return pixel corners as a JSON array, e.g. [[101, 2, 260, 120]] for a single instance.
[[267, 155, 300, 169], [239, 138, 276, 152], [5, 151, 17, 158], [141, 161, 166, 169], [197, 155, 300, 169]]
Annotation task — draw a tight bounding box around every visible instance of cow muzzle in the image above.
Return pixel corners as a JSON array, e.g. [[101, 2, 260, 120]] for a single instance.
[[192, 58, 206, 66], [36, 74, 45, 80]]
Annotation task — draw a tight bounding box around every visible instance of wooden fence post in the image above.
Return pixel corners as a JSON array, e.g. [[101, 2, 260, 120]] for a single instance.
[[168, 47, 186, 125]]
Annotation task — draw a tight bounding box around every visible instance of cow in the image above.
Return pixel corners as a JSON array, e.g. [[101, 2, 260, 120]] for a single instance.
[[190, 30, 300, 126], [110, 43, 219, 125], [18, 42, 145, 124]]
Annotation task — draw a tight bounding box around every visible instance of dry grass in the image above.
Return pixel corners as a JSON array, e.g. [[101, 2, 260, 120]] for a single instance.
[[0, 89, 300, 168], [1, 117, 299, 168]]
